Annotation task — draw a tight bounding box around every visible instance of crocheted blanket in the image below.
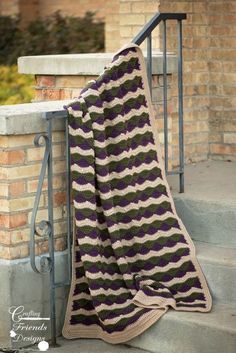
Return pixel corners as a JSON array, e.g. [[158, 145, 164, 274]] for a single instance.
[[62, 43, 212, 344]]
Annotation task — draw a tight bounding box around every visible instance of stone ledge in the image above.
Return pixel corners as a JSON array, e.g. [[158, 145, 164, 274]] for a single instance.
[[18, 52, 177, 75], [0, 100, 70, 135]]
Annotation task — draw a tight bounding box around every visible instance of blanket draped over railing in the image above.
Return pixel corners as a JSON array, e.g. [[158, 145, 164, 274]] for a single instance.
[[62, 43, 212, 344]]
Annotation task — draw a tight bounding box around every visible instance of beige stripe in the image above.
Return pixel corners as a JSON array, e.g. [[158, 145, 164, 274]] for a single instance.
[[107, 211, 176, 233], [84, 254, 191, 282], [74, 209, 175, 232], [174, 287, 204, 299], [96, 299, 133, 312], [94, 143, 156, 166], [176, 299, 206, 306], [69, 125, 93, 138], [67, 105, 83, 118], [161, 271, 199, 287], [89, 287, 133, 297], [96, 160, 158, 182], [71, 163, 94, 174], [111, 228, 183, 249], [72, 181, 93, 192], [92, 105, 148, 130], [133, 291, 176, 309], [83, 67, 142, 100], [94, 124, 152, 148], [73, 200, 96, 210], [94, 181, 166, 202], [72, 292, 92, 301], [75, 218, 106, 229], [102, 307, 142, 325], [76, 237, 112, 248], [62, 309, 167, 343], [85, 271, 123, 281], [80, 242, 189, 266], [85, 87, 144, 117], [101, 50, 140, 72], [71, 142, 156, 167], [71, 307, 97, 316], [70, 146, 94, 156], [73, 194, 168, 214]]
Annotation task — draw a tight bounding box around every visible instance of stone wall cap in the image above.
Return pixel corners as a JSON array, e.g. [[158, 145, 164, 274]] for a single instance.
[[18, 51, 177, 75], [0, 100, 70, 135]]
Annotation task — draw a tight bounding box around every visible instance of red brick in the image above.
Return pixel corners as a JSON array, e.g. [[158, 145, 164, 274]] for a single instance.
[[36, 75, 56, 87], [42, 89, 62, 101], [0, 214, 9, 228], [0, 150, 25, 165], [210, 144, 236, 155], [53, 191, 66, 206], [9, 213, 28, 228], [9, 181, 26, 197]]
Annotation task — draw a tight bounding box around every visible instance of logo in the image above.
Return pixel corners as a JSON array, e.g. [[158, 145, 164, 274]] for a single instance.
[[8, 305, 50, 350]]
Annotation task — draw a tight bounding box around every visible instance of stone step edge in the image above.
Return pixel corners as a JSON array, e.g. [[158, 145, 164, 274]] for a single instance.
[[195, 240, 236, 267]]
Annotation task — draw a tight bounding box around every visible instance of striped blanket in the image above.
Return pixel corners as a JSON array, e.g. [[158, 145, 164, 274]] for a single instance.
[[62, 43, 212, 344]]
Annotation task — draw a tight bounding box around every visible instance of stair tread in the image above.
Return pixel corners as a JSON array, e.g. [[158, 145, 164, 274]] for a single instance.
[[163, 302, 236, 333], [194, 241, 236, 267], [167, 160, 236, 207], [128, 303, 236, 353]]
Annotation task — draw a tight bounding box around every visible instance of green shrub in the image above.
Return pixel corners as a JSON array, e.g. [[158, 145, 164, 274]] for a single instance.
[[0, 12, 104, 104], [0, 65, 34, 105], [0, 11, 104, 65]]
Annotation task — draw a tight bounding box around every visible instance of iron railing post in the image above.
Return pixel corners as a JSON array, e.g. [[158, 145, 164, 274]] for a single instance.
[[46, 117, 57, 347], [65, 117, 72, 282], [177, 19, 185, 193], [162, 19, 168, 174], [132, 12, 186, 193], [147, 34, 152, 96]]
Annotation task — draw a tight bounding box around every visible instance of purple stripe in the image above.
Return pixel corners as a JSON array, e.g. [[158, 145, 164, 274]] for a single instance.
[[95, 119, 149, 142], [92, 98, 147, 124], [112, 47, 137, 63], [176, 293, 205, 303]]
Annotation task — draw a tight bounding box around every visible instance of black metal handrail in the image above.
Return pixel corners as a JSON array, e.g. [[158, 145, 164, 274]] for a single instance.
[[132, 12, 186, 193], [132, 12, 186, 45]]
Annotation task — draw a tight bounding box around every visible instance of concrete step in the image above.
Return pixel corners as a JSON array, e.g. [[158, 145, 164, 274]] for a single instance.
[[31, 336, 150, 353], [128, 303, 236, 353], [167, 160, 236, 247], [195, 241, 236, 304]]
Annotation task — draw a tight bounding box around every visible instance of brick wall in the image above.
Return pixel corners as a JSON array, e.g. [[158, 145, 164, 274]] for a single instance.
[[158, 1, 210, 165], [106, 0, 236, 163], [34, 75, 97, 102], [207, 1, 236, 161], [0, 132, 68, 259], [37, 0, 106, 20]]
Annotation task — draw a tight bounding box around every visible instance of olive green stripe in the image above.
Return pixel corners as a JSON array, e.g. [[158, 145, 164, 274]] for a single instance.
[[80, 233, 184, 259], [83, 248, 189, 274], [85, 76, 142, 105], [77, 200, 172, 224], [73, 183, 166, 205], [89, 94, 146, 121], [71, 165, 162, 191], [75, 216, 178, 238], [96, 57, 139, 82], [176, 292, 205, 302], [71, 130, 153, 158]]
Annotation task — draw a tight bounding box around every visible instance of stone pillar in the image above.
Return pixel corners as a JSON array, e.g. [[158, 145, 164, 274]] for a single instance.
[[0, 101, 70, 349]]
